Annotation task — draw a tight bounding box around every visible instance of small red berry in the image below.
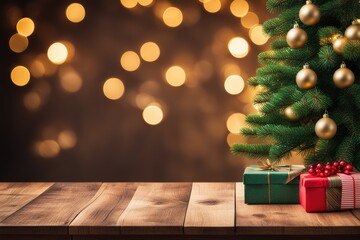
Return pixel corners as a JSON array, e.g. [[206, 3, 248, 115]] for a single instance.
[[320, 172, 324, 177], [345, 164, 353, 170], [316, 169, 321, 173], [333, 161, 339, 167], [340, 160, 346, 166], [325, 165, 331, 170], [316, 163, 323, 169], [344, 170, 350, 175], [308, 168, 314, 174]]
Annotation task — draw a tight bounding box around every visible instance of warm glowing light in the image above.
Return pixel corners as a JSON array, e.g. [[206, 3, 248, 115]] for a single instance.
[[227, 133, 246, 147], [103, 77, 125, 100], [58, 130, 77, 149], [11, 66, 30, 87], [16, 17, 35, 37], [165, 66, 186, 87], [138, 0, 153, 7], [162, 7, 183, 27], [59, 66, 82, 93], [140, 42, 160, 62], [30, 60, 45, 78], [36, 140, 60, 158], [136, 93, 155, 109], [241, 12, 259, 29], [120, 51, 141, 71], [61, 41, 75, 62], [143, 103, 164, 125], [223, 63, 241, 77], [47, 42, 68, 65], [9, 33, 28, 53], [228, 37, 249, 58], [66, 3, 86, 23], [224, 75, 245, 95], [230, 0, 249, 18], [24, 92, 41, 111], [226, 113, 246, 133], [250, 24, 269, 45], [203, 0, 221, 13], [120, 0, 137, 8]]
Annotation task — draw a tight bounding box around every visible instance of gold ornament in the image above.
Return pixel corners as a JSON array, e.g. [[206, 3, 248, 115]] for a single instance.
[[345, 20, 360, 40], [332, 35, 348, 54], [284, 106, 299, 121], [333, 62, 355, 88], [315, 111, 337, 140], [296, 63, 317, 89], [299, 0, 321, 26], [286, 22, 307, 48]]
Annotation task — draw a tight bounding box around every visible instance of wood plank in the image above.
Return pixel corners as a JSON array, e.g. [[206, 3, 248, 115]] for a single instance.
[[118, 183, 192, 235], [0, 183, 101, 235], [70, 183, 138, 235], [184, 183, 235, 235], [0, 183, 53, 222], [236, 182, 360, 235]]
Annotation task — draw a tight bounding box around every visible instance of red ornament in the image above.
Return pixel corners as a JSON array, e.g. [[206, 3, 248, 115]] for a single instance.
[[344, 169, 350, 175], [345, 164, 353, 170], [306, 160, 354, 177], [340, 160, 346, 167], [333, 161, 339, 167], [316, 163, 323, 169], [308, 168, 314, 174]]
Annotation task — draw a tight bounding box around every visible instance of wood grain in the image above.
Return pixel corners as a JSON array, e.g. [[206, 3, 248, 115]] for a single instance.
[[118, 183, 192, 235], [184, 183, 235, 235], [236, 183, 360, 235], [0, 183, 53, 222], [70, 183, 138, 235], [0, 183, 101, 235]]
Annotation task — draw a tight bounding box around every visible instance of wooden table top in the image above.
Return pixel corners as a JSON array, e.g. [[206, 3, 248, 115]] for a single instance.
[[0, 182, 359, 240]]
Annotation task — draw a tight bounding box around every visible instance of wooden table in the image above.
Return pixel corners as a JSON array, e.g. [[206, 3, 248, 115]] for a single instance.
[[0, 182, 359, 240]]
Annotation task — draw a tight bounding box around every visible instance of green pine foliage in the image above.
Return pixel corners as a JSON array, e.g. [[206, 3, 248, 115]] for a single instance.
[[231, 0, 360, 170]]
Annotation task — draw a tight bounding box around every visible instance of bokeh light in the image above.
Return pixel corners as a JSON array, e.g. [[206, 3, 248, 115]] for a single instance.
[[165, 66, 186, 87], [241, 12, 259, 29], [58, 66, 82, 93], [230, 0, 249, 18], [140, 42, 160, 62], [226, 112, 246, 133], [136, 93, 155, 109], [66, 3, 86, 23], [120, 51, 141, 71], [120, 0, 137, 9], [224, 75, 245, 95], [227, 132, 246, 147], [138, 0, 153, 7], [47, 42, 68, 65], [58, 130, 77, 149], [228, 37, 249, 58], [36, 140, 60, 158], [223, 63, 241, 77], [162, 7, 183, 27], [61, 41, 76, 62], [23, 92, 41, 111], [143, 103, 164, 125], [16, 17, 35, 37], [203, 0, 222, 13], [103, 77, 125, 100], [11, 66, 30, 87], [9, 33, 28, 53], [30, 60, 45, 78], [249, 24, 269, 45]]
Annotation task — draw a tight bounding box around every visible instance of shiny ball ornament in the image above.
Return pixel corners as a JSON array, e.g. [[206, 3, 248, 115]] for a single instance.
[[286, 23, 307, 48], [296, 63, 317, 89], [284, 106, 299, 121], [333, 62, 355, 88], [332, 35, 348, 54], [344, 20, 360, 40], [299, 0, 321, 26], [315, 112, 337, 140]]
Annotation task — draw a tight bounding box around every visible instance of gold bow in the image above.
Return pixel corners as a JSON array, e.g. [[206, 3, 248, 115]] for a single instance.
[[255, 159, 292, 172]]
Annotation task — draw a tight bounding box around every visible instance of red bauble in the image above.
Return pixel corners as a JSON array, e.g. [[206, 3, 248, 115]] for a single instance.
[[325, 164, 331, 170], [344, 169, 350, 175], [345, 164, 353, 170], [339, 160, 347, 167], [316, 163, 323, 169], [333, 161, 339, 167], [324, 170, 330, 176], [320, 172, 324, 177], [316, 169, 321, 173], [308, 168, 315, 174]]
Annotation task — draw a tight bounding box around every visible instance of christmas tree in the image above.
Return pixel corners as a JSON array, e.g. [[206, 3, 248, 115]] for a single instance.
[[232, 0, 360, 169]]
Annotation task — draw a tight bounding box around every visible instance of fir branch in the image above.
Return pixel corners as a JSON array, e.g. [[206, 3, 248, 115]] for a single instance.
[[317, 45, 342, 70], [343, 40, 360, 61], [231, 144, 271, 159], [246, 113, 290, 126], [335, 136, 355, 162], [258, 47, 316, 66], [266, 0, 300, 13]]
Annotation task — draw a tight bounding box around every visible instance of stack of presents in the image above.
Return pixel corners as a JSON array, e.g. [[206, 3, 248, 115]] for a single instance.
[[243, 159, 360, 212]]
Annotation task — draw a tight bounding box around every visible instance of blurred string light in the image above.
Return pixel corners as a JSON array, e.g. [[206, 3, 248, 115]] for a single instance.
[[142, 102, 164, 125], [153, 1, 171, 19], [140, 42, 160, 62], [66, 3, 86, 23], [165, 66, 186, 87], [58, 130, 77, 149], [138, 0, 153, 7], [23, 92, 42, 111], [35, 140, 60, 158], [162, 7, 183, 27], [223, 63, 241, 77], [241, 12, 259, 29], [249, 24, 269, 45], [203, 0, 222, 13], [226, 112, 246, 134], [9, 33, 28, 53], [227, 132, 246, 147], [136, 93, 155, 109], [230, 0, 249, 18], [228, 37, 249, 58], [16, 17, 35, 36], [120, 51, 141, 71], [11, 65, 30, 86], [120, 0, 137, 9], [58, 66, 82, 93], [103, 77, 125, 100], [61, 41, 75, 62], [224, 75, 245, 95], [47, 42, 68, 65]]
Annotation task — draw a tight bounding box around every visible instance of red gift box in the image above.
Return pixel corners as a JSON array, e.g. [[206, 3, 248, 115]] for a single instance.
[[300, 173, 360, 212]]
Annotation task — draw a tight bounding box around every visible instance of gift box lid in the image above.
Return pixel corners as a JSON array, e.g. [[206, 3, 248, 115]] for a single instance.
[[243, 165, 305, 185], [301, 173, 342, 188]]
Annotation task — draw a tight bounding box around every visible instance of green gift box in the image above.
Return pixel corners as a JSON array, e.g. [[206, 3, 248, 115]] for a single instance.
[[243, 165, 305, 204]]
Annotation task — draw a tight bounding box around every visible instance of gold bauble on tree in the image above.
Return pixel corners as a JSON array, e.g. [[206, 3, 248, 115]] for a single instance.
[[333, 62, 355, 88], [296, 63, 317, 89], [345, 20, 360, 40], [284, 106, 299, 121], [286, 22, 307, 48], [332, 35, 348, 54], [299, 0, 321, 26], [315, 111, 337, 140]]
